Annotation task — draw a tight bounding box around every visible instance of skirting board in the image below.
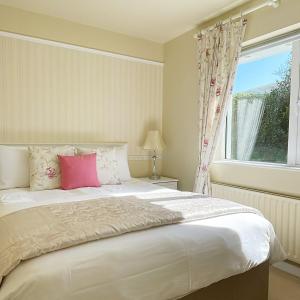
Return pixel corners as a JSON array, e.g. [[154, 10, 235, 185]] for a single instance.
[[274, 261, 300, 278]]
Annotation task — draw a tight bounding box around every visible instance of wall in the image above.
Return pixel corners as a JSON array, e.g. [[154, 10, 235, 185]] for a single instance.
[[162, 0, 300, 193], [162, 28, 199, 191], [0, 5, 164, 177], [0, 4, 163, 62]]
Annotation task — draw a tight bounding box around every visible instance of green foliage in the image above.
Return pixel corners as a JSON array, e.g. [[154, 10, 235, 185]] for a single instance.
[[232, 58, 291, 163]]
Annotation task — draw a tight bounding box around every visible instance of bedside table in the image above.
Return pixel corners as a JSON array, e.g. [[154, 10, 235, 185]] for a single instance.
[[139, 177, 179, 190]]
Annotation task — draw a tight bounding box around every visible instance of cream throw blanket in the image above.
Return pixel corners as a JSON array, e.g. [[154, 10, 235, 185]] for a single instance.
[[0, 196, 260, 284]]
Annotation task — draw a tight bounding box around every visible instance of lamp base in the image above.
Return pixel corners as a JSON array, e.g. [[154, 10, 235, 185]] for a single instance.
[[149, 175, 161, 180]]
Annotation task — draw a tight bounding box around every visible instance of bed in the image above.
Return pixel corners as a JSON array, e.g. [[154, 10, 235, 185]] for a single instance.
[[0, 178, 284, 300]]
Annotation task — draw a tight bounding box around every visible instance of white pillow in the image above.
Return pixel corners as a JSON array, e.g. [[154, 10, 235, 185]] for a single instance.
[[77, 146, 121, 185], [0, 145, 29, 189], [29, 146, 75, 191], [110, 144, 131, 181]]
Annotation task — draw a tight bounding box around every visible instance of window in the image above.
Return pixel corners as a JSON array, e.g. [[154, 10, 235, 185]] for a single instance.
[[226, 37, 300, 166]]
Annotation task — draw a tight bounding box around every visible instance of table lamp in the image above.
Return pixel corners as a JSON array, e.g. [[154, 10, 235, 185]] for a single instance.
[[143, 130, 166, 180]]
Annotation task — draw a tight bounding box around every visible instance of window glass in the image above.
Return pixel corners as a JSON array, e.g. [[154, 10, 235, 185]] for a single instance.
[[227, 43, 292, 163]]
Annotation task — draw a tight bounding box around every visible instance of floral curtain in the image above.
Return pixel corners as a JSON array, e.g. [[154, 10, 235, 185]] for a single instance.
[[193, 18, 247, 195]]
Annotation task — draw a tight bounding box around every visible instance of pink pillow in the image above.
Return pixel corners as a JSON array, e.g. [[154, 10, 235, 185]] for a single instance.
[[58, 153, 100, 190]]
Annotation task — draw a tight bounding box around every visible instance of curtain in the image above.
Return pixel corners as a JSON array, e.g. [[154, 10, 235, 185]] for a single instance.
[[193, 19, 247, 195], [235, 96, 265, 160]]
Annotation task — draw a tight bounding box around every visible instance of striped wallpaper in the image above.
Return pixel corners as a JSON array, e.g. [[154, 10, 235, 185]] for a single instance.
[[0, 33, 163, 157]]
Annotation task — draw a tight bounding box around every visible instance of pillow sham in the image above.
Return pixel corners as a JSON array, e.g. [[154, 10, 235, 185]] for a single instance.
[[58, 153, 100, 190], [29, 146, 75, 191], [77, 146, 121, 185], [0, 145, 29, 189], [112, 144, 131, 181]]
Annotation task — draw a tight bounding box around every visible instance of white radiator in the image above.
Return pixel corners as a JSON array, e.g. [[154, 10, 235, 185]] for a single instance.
[[212, 183, 300, 264]]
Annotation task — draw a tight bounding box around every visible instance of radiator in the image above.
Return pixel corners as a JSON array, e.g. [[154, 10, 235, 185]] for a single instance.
[[212, 183, 300, 264]]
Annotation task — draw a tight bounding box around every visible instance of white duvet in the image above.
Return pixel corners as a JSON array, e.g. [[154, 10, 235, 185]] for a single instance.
[[0, 180, 285, 300]]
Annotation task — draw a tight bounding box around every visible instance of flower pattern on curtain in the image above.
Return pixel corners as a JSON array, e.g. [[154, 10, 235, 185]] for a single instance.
[[193, 18, 247, 195]]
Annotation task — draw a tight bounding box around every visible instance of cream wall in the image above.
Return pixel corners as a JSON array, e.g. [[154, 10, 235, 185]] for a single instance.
[[0, 5, 164, 178], [0, 34, 162, 153], [162, 28, 199, 191], [0, 4, 163, 62], [162, 0, 300, 193]]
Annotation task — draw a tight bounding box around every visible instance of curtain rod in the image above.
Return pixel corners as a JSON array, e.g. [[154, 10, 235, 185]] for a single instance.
[[193, 0, 280, 38]]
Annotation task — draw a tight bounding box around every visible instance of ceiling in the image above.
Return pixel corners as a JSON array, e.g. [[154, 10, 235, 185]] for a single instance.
[[0, 0, 251, 43]]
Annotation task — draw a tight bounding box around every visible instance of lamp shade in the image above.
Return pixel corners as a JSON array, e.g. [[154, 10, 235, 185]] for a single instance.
[[143, 130, 166, 152]]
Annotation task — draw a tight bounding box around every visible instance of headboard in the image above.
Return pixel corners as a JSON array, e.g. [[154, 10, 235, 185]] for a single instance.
[[0, 143, 159, 178]]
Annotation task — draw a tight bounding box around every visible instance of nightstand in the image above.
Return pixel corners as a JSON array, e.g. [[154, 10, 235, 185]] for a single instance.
[[139, 176, 179, 190]]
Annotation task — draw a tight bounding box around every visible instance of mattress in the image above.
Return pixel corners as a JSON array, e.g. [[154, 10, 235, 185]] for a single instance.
[[0, 180, 284, 300]]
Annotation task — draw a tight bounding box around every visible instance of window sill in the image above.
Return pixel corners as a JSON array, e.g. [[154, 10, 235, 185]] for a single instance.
[[210, 160, 300, 198], [212, 159, 300, 171]]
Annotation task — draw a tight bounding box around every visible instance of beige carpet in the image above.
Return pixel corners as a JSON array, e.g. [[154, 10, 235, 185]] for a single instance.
[[269, 266, 300, 300]]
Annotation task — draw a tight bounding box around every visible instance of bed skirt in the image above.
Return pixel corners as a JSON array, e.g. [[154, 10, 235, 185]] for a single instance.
[[180, 260, 269, 300]]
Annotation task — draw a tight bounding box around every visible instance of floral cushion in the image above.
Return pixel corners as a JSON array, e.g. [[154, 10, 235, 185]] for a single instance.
[[77, 147, 121, 185], [29, 146, 75, 191]]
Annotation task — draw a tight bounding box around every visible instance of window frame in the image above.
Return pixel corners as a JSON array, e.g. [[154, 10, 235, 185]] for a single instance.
[[288, 40, 300, 166], [225, 37, 300, 167]]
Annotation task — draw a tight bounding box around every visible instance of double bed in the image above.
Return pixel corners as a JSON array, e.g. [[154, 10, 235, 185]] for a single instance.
[[0, 179, 284, 300]]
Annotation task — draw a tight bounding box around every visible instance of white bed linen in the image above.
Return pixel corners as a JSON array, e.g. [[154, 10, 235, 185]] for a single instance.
[[0, 180, 284, 300]]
